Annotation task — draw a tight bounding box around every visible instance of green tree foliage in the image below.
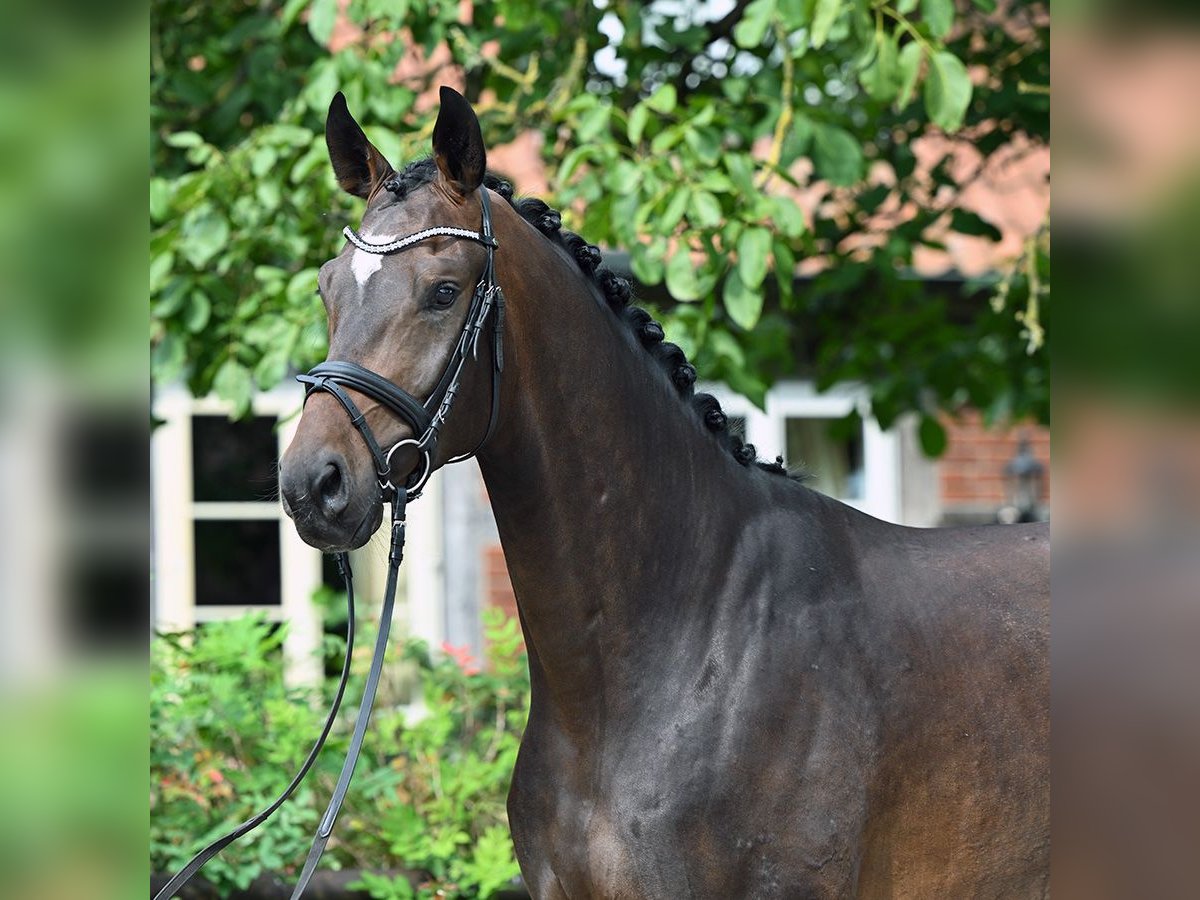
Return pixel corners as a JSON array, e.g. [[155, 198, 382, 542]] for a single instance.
[[151, 0, 1049, 440]]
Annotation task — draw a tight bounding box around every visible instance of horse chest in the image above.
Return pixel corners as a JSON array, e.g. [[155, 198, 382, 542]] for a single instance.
[[509, 693, 870, 900]]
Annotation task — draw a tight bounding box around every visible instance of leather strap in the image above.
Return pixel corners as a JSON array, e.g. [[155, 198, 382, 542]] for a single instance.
[[287, 494, 406, 899], [296, 374, 393, 482], [299, 361, 433, 436], [153, 553, 359, 900]]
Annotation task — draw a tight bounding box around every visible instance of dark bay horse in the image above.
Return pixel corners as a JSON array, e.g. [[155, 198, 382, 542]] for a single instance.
[[279, 87, 1049, 898]]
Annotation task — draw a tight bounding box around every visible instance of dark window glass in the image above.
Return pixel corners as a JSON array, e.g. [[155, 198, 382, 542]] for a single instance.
[[192, 415, 279, 502], [785, 417, 865, 500], [64, 408, 148, 505], [194, 520, 281, 606], [68, 548, 147, 648]]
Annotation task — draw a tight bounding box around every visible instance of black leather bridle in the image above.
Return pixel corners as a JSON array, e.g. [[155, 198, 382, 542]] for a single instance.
[[154, 187, 505, 900], [299, 185, 505, 503]]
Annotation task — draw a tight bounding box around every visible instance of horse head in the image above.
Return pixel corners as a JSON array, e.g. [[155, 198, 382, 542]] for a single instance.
[[279, 87, 502, 551]]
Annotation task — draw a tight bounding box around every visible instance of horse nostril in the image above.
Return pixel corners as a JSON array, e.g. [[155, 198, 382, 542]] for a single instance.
[[314, 461, 348, 515]]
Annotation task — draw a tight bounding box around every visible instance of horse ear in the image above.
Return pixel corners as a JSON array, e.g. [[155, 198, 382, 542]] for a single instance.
[[325, 91, 396, 200], [432, 86, 486, 196]]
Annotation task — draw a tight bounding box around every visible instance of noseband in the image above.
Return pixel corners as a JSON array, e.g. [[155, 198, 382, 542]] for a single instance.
[[154, 187, 506, 900], [297, 186, 505, 502]]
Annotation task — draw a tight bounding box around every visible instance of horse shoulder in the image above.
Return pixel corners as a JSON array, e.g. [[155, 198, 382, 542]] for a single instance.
[[843, 514, 1050, 896]]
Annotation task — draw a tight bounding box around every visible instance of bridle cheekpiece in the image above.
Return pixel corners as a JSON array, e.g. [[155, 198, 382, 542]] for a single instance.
[[296, 186, 505, 502]]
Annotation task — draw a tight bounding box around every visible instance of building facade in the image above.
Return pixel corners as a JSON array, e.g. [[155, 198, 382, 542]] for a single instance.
[[150, 378, 1048, 675]]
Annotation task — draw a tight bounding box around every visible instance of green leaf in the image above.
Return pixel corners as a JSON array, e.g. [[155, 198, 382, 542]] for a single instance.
[[924, 50, 972, 131], [286, 268, 320, 300], [811, 0, 842, 48], [736, 227, 772, 288], [645, 83, 677, 114], [255, 180, 281, 210], [250, 146, 277, 178], [153, 277, 190, 317], [918, 414, 948, 456], [150, 251, 174, 295], [895, 41, 924, 109], [734, 0, 777, 49], [950, 209, 1003, 241], [921, 0, 955, 39], [724, 270, 764, 330], [180, 208, 230, 269], [150, 178, 171, 223], [213, 359, 253, 415], [770, 196, 806, 238], [811, 122, 864, 186], [576, 103, 611, 141], [665, 249, 703, 301], [254, 349, 290, 389], [164, 131, 203, 148], [970, 0, 997, 11], [661, 187, 691, 232], [630, 241, 666, 284], [861, 30, 899, 102], [557, 145, 595, 183], [724, 153, 756, 195], [689, 190, 723, 228], [183, 290, 211, 333], [773, 238, 797, 305], [307, 0, 338, 44], [627, 104, 649, 144], [650, 125, 682, 154]]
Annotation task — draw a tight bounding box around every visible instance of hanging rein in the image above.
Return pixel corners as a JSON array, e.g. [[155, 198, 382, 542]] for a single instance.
[[155, 186, 505, 900]]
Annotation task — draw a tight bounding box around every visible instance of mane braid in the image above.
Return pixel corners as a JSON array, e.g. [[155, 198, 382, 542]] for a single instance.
[[383, 158, 799, 480]]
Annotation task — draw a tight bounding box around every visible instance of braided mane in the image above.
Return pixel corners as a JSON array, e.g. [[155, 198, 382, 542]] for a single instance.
[[382, 158, 791, 478]]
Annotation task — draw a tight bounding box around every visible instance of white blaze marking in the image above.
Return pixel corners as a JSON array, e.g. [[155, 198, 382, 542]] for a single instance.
[[351, 231, 394, 287]]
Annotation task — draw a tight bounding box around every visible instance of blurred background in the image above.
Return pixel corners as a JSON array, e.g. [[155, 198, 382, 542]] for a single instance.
[[0, 2, 147, 899], [1054, 1, 1200, 896], [2, 0, 1195, 895]]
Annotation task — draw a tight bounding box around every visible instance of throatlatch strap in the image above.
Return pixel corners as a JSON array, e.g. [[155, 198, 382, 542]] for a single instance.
[[152, 553, 358, 900]]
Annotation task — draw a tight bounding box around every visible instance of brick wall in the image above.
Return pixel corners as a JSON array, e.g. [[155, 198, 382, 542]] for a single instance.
[[939, 410, 1050, 520], [483, 543, 519, 623]]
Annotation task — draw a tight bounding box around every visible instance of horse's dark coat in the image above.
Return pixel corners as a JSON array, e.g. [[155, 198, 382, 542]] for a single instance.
[[279, 88, 1050, 899]]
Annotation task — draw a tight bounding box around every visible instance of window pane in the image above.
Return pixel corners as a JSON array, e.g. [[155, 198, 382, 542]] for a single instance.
[[192, 415, 279, 502], [65, 408, 147, 505], [194, 520, 281, 606], [785, 417, 865, 500]]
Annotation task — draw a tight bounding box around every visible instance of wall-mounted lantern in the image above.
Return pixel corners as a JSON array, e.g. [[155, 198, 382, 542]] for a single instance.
[[997, 435, 1045, 524]]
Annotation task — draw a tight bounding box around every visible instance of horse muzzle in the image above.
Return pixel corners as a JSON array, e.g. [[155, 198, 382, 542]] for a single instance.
[[279, 446, 384, 551]]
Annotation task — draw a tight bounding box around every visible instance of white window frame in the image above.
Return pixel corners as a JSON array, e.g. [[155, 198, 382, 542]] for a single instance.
[[151, 381, 323, 685], [702, 380, 901, 522]]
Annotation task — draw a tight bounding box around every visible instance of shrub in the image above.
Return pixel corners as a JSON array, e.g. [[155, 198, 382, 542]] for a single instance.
[[151, 608, 529, 898]]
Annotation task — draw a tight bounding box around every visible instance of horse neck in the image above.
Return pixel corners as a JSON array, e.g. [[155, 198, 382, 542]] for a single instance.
[[475, 224, 752, 728]]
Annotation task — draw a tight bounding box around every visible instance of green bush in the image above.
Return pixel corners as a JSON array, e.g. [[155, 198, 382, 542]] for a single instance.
[[151, 608, 529, 898]]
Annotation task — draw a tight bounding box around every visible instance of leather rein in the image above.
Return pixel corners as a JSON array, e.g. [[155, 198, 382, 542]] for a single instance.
[[155, 187, 505, 900]]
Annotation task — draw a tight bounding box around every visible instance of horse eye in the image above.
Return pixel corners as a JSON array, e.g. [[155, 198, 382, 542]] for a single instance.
[[432, 282, 458, 308]]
